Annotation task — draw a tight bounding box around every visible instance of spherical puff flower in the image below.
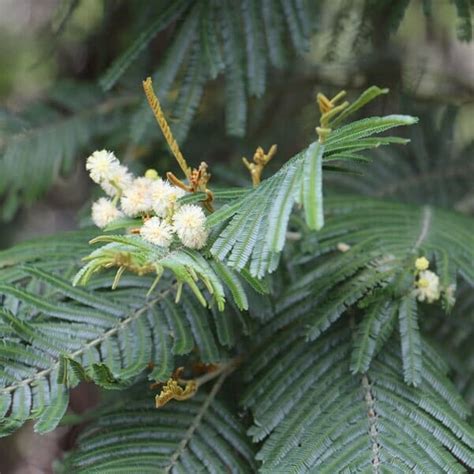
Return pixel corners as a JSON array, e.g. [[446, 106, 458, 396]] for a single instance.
[[150, 179, 174, 217], [415, 256, 429, 271], [150, 180, 187, 217], [86, 150, 119, 184], [173, 204, 208, 249], [414, 270, 440, 303], [120, 177, 153, 217], [181, 228, 208, 250], [100, 163, 134, 197], [91, 198, 123, 229], [140, 216, 174, 248]]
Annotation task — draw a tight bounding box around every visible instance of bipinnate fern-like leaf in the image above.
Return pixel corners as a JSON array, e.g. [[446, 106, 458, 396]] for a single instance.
[[398, 295, 423, 386], [0, 228, 95, 282], [208, 108, 417, 278], [327, 105, 474, 210], [242, 324, 474, 472], [73, 233, 261, 312], [424, 282, 474, 408], [266, 196, 474, 385], [62, 385, 256, 473], [0, 264, 247, 436], [126, 0, 315, 142], [98, 0, 191, 92], [350, 298, 399, 375]]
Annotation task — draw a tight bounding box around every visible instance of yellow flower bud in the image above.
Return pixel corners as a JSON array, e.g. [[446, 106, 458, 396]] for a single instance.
[[145, 169, 159, 180], [415, 256, 429, 271]]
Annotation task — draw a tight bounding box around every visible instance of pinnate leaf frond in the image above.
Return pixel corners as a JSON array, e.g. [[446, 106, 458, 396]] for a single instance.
[[242, 323, 474, 472]]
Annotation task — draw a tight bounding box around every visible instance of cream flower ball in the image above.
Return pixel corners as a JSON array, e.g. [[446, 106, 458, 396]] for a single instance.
[[150, 180, 187, 217], [91, 198, 123, 228], [86, 150, 118, 184], [150, 179, 172, 217], [120, 177, 153, 216], [414, 270, 440, 303], [173, 204, 208, 249], [100, 163, 134, 197], [140, 217, 174, 248]]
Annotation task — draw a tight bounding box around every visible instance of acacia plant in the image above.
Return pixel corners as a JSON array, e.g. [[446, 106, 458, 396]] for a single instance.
[[0, 1, 473, 472]]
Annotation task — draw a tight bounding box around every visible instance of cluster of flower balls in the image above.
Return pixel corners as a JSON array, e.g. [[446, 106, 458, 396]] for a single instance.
[[413, 257, 440, 303], [86, 150, 208, 249]]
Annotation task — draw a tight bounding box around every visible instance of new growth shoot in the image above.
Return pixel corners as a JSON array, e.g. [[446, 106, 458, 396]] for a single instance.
[[242, 144, 278, 187], [316, 90, 349, 143], [142, 77, 214, 211]]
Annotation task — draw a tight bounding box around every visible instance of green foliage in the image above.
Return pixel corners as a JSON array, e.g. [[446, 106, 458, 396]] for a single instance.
[[78, 88, 415, 293], [126, 0, 315, 143], [0, 263, 250, 436], [0, 228, 94, 281], [62, 388, 256, 473], [242, 324, 474, 472], [398, 295, 422, 386], [72, 233, 253, 312], [2, 73, 473, 471], [72, 218, 270, 312], [0, 1, 315, 217], [2, 0, 472, 218], [98, 0, 190, 92], [2, 0, 474, 461], [423, 282, 474, 408], [270, 196, 474, 385], [328, 105, 474, 210], [209, 109, 417, 277]]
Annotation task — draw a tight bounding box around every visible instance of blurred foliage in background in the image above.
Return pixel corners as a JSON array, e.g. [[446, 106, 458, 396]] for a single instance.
[[1, 0, 473, 244], [0, 0, 473, 470]]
